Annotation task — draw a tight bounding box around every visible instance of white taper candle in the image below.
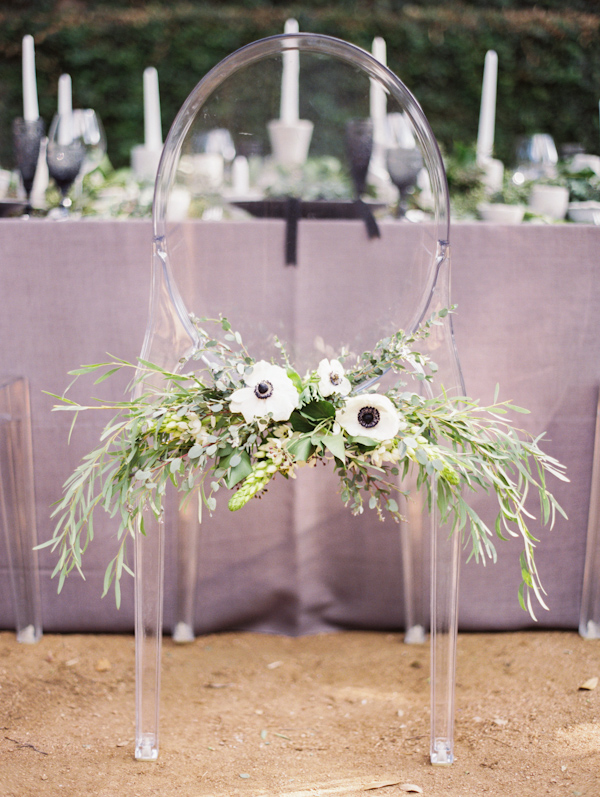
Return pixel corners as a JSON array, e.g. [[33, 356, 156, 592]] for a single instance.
[[57, 73, 73, 145], [143, 67, 162, 151], [22, 35, 39, 122], [280, 19, 300, 124], [370, 37, 387, 144], [477, 50, 498, 161]]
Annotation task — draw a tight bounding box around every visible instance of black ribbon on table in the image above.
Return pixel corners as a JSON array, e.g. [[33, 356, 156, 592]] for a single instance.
[[283, 196, 380, 266], [354, 198, 381, 240], [285, 197, 301, 266]]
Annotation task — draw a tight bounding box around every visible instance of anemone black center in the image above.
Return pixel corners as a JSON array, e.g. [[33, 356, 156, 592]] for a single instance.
[[329, 372, 342, 385], [254, 380, 273, 399], [358, 406, 380, 428]]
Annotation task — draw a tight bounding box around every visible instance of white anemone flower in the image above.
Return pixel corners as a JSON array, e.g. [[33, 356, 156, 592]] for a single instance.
[[336, 394, 401, 442], [317, 358, 351, 397], [229, 360, 299, 423]]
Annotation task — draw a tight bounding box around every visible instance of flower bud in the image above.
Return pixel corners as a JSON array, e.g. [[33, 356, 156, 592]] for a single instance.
[[441, 465, 460, 485], [228, 469, 272, 511]]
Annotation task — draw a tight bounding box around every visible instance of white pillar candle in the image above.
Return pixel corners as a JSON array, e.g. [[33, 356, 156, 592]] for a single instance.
[[144, 67, 162, 151], [22, 35, 39, 122], [232, 155, 250, 195], [477, 50, 498, 162], [57, 73, 73, 145], [280, 18, 299, 124]]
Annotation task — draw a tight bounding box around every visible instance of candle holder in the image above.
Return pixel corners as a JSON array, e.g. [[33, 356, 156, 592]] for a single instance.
[[477, 156, 504, 194], [12, 117, 45, 214], [267, 119, 313, 166], [131, 145, 162, 183]]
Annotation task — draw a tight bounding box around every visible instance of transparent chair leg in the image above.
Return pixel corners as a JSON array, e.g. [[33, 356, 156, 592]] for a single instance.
[[400, 486, 427, 645], [0, 377, 42, 644], [429, 492, 460, 765], [579, 391, 600, 639], [135, 508, 165, 761], [172, 491, 199, 643]]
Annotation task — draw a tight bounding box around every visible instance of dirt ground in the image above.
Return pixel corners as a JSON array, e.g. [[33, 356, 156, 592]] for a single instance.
[[0, 630, 599, 797]]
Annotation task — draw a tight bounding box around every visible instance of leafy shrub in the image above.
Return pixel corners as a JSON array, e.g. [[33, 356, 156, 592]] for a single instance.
[[0, 3, 598, 169]]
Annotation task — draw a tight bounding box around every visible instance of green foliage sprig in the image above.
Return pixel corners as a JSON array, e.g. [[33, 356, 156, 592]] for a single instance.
[[41, 310, 567, 617], [260, 156, 353, 201]]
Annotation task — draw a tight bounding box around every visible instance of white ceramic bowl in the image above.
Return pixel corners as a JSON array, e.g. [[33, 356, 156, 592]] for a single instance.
[[568, 154, 600, 176], [529, 184, 569, 220], [567, 201, 600, 224], [477, 203, 525, 224]]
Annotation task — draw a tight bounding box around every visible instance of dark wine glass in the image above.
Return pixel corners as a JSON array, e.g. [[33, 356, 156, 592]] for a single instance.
[[46, 113, 86, 218], [386, 147, 423, 218], [12, 117, 45, 215], [345, 118, 373, 198], [344, 119, 380, 238]]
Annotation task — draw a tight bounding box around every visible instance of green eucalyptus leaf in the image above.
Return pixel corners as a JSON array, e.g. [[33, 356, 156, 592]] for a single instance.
[[323, 433, 346, 463], [290, 410, 314, 433], [287, 436, 315, 462], [224, 451, 252, 489], [286, 368, 303, 392], [300, 400, 336, 422], [414, 447, 429, 466], [348, 435, 379, 449]]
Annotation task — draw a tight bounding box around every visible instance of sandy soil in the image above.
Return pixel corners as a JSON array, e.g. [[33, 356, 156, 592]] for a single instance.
[[1, 630, 599, 796]]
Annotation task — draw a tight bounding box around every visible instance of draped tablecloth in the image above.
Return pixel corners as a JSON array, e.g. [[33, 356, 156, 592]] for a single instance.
[[0, 218, 597, 634]]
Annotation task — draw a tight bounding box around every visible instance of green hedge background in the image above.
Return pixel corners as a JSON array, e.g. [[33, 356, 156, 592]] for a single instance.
[[0, 2, 599, 169]]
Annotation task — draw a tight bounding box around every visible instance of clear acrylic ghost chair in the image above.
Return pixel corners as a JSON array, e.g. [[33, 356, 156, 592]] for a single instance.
[[135, 33, 464, 765], [580, 390, 600, 638], [0, 376, 42, 643]]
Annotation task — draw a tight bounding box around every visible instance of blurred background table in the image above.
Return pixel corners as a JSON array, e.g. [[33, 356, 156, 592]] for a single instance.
[[0, 218, 597, 634]]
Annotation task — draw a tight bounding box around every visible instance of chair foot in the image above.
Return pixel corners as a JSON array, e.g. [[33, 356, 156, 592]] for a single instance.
[[172, 621, 195, 643], [579, 619, 600, 639], [135, 733, 159, 761], [404, 624, 426, 645], [431, 738, 454, 765], [16, 624, 41, 644]]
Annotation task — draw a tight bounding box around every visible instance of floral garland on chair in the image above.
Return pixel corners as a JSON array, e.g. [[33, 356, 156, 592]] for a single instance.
[[43, 309, 567, 617]]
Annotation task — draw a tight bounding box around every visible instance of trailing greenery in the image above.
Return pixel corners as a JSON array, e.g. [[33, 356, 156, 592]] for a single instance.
[[42, 310, 567, 619], [0, 4, 598, 169]]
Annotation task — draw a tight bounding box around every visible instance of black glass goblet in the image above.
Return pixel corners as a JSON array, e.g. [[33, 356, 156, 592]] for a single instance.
[[12, 117, 45, 214], [386, 146, 423, 218], [46, 113, 86, 217], [345, 118, 373, 198], [344, 118, 380, 238]]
